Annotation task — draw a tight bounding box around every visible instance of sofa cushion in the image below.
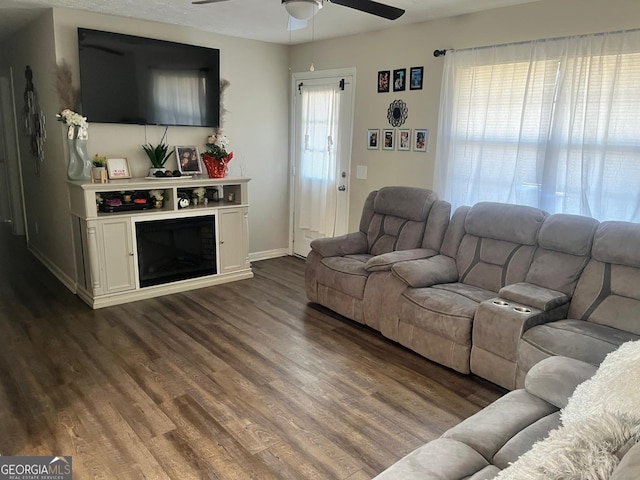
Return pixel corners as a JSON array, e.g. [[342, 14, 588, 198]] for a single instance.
[[568, 260, 640, 335], [442, 389, 557, 461], [367, 215, 427, 255], [400, 283, 495, 344], [318, 255, 372, 299], [455, 236, 537, 293], [392, 255, 458, 288], [464, 202, 547, 245], [537, 213, 598, 256], [364, 248, 438, 272], [372, 438, 490, 480], [611, 441, 640, 480], [518, 319, 639, 371], [524, 356, 598, 409], [467, 466, 502, 480], [525, 212, 597, 297], [592, 221, 640, 267], [373, 186, 436, 222], [493, 412, 560, 469]]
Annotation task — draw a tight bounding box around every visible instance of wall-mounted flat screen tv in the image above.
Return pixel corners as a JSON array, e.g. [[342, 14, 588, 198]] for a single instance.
[[78, 28, 220, 127]]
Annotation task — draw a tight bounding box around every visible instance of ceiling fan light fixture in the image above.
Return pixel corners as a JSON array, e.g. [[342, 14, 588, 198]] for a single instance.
[[282, 0, 322, 21]]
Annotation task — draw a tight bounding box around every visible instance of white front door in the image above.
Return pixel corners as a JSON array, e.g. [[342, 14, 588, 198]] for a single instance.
[[291, 69, 355, 257]]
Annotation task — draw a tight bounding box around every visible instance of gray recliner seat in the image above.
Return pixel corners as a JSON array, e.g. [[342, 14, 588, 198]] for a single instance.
[[305, 186, 450, 324], [392, 202, 548, 373], [517, 220, 640, 379]]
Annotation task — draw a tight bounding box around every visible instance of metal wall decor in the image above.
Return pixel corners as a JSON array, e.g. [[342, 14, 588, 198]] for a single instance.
[[387, 99, 408, 127], [23, 66, 47, 173]]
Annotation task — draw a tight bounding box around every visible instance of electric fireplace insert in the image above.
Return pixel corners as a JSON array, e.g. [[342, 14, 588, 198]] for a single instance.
[[135, 215, 216, 287]]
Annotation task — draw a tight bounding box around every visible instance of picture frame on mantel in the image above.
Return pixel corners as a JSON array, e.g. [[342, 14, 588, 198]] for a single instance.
[[175, 146, 202, 175], [106, 157, 131, 179]]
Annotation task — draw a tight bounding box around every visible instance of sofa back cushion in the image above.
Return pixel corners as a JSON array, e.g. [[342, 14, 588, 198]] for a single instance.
[[525, 214, 599, 295], [455, 202, 547, 292], [364, 186, 438, 255], [568, 221, 640, 335]]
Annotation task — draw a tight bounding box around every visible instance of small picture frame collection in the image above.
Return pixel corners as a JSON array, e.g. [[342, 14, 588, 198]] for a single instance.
[[378, 66, 423, 93], [367, 128, 428, 152]]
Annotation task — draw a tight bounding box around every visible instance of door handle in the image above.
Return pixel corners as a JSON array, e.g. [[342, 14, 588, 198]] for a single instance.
[[338, 185, 346, 191]]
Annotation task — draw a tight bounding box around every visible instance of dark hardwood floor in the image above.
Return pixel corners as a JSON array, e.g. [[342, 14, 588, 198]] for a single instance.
[[0, 225, 505, 479]]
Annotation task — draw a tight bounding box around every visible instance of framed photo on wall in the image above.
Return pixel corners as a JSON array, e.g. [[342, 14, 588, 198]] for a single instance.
[[410, 66, 424, 90], [398, 129, 411, 151], [106, 157, 131, 179], [413, 129, 428, 152], [175, 146, 202, 174], [393, 68, 406, 92], [367, 129, 380, 149], [383, 129, 395, 150], [378, 70, 390, 93]]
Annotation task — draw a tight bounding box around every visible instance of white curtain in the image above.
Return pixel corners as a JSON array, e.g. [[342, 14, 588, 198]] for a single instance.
[[150, 69, 207, 126], [435, 29, 640, 221], [298, 84, 341, 236]]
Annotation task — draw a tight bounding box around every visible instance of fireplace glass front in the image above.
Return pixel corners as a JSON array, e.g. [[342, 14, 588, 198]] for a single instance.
[[135, 215, 216, 287]]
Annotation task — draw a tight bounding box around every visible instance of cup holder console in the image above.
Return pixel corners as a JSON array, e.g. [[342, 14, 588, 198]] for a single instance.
[[492, 300, 510, 307], [513, 306, 532, 313]]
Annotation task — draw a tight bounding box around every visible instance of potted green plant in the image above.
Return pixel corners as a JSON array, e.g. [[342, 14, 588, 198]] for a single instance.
[[91, 154, 107, 182], [142, 128, 173, 177]]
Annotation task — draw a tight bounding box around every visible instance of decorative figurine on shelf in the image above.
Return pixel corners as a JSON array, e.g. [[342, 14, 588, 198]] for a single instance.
[[192, 186, 206, 206], [149, 189, 164, 209], [177, 193, 190, 209]]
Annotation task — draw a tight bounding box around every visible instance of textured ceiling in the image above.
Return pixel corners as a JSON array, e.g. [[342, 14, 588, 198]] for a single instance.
[[0, 0, 543, 45]]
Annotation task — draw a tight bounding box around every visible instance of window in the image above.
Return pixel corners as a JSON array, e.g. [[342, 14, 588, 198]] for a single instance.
[[435, 30, 640, 221], [150, 69, 207, 126]]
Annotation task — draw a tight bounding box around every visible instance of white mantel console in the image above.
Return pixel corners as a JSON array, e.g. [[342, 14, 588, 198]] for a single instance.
[[68, 176, 252, 309]]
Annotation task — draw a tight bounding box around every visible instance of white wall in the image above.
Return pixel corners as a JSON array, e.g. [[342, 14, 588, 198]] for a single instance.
[[0, 10, 76, 286], [289, 0, 640, 231]]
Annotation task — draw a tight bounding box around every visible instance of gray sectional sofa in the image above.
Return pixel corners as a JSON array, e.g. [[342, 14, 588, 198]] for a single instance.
[[373, 353, 640, 479], [305, 189, 640, 389], [305, 188, 640, 479]]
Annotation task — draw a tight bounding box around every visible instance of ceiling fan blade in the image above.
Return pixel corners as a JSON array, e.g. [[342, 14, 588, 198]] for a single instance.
[[192, 0, 230, 4], [329, 0, 404, 20]]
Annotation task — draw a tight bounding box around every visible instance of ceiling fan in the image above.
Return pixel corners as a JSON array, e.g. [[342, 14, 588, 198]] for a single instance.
[[191, 0, 405, 21]]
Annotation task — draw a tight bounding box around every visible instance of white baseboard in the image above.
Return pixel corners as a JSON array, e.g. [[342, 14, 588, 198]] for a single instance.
[[249, 248, 289, 262], [28, 243, 77, 294]]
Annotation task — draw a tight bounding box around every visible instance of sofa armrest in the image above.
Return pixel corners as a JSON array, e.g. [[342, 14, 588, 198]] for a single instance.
[[310, 232, 368, 258], [499, 282, 569, 312], [364, 248, 439, 272], [525, 356, 597, 409], [392, 255, 458, 288]]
